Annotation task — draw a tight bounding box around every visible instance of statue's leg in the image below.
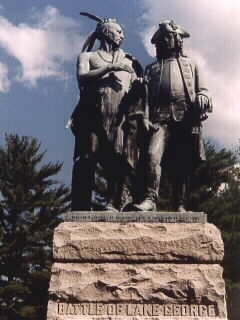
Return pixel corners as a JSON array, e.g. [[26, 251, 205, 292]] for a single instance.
[[71, 132, 98, 211], [118, 179, 133, 211], [96, 134, 119, 211], [115, 161, 135, 211], [170, 122, 191, 212], [134, 124, 168, 211], [71, 157, 96, 211], [172, 173, 189, 212], [101, 153, 132, 211]]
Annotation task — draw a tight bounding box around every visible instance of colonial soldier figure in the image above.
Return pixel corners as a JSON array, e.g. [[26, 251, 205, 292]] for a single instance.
[[70, 13, 142, 211], [134, 20, 212, 212]]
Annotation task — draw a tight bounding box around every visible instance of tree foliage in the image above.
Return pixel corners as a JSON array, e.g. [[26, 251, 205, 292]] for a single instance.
[[0, 134, 70, 320]]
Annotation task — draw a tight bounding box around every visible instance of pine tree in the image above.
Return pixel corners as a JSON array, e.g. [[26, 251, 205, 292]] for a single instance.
[[0, 134, 70, 320], [189, 141, 238, 211]]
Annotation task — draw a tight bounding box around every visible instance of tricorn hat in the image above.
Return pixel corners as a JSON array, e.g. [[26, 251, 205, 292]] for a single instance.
[[151, 20, 190, 44]]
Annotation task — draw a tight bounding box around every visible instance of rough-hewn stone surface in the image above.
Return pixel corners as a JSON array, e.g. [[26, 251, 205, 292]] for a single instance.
[[47, 263, 227, 319], [53, 222, 224, 262], [47, 219, 228, 320]]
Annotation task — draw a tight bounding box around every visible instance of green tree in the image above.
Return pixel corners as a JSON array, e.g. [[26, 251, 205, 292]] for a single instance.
[[0, 134, 70, 320], [189, 141, 238, 211]]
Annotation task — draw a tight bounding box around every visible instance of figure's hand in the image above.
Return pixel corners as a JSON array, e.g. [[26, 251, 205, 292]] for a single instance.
[[142, 118, 159, 132], [135, 77, 144, 84], [109, 63, 133, 73], [142, 118, 150, 131], [69, 119, 78, 136], [197, 94, 209, 113]]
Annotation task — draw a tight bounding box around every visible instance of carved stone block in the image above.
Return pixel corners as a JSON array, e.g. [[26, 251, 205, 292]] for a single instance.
[[53, 222, 224, 263], [47, 263, 227, 319], [47, 218, 228, 320]]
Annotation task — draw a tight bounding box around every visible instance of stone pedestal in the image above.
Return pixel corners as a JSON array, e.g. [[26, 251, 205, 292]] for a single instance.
[[47, 212, 228, 320]]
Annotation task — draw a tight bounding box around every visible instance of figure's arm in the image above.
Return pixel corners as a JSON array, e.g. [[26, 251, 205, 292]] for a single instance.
[[77, 52, 110, 83], [77, 52, 133, 85], [195, 63, 213, 113], [113, 58, 144, 129], [139, 66, 158, 132], [125, 65, 157, 132]]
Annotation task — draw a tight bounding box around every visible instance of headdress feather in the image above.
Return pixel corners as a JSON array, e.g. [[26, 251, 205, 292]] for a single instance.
[[80, 12, 119, 52], [80, 12, 104, 23]]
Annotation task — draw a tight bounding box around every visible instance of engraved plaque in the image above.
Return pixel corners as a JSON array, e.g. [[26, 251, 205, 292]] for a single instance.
[[64, 211, 207, 223], [57, 303, 217, 317]]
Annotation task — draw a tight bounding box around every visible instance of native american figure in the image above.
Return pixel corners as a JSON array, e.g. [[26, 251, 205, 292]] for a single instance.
[[70, 12, 142, 211], [133, 20, 213, 212]]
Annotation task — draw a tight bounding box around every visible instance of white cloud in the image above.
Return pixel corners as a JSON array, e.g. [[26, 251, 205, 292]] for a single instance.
[[140, 0, 240, 147], [188, 49, 240, 147], [0, 63, 10, 92], [0, 6, 84, 86]]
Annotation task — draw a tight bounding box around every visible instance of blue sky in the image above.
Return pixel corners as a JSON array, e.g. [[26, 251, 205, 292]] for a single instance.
[[0, 0, 240, 186]]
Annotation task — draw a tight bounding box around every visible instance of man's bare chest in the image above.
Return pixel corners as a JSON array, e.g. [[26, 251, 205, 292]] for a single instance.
[[90, 51, 133, 85]]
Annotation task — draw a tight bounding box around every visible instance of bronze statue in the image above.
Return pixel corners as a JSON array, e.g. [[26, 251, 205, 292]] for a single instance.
[[134, 20, 212, 212], [71, 12, 142, 211]]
